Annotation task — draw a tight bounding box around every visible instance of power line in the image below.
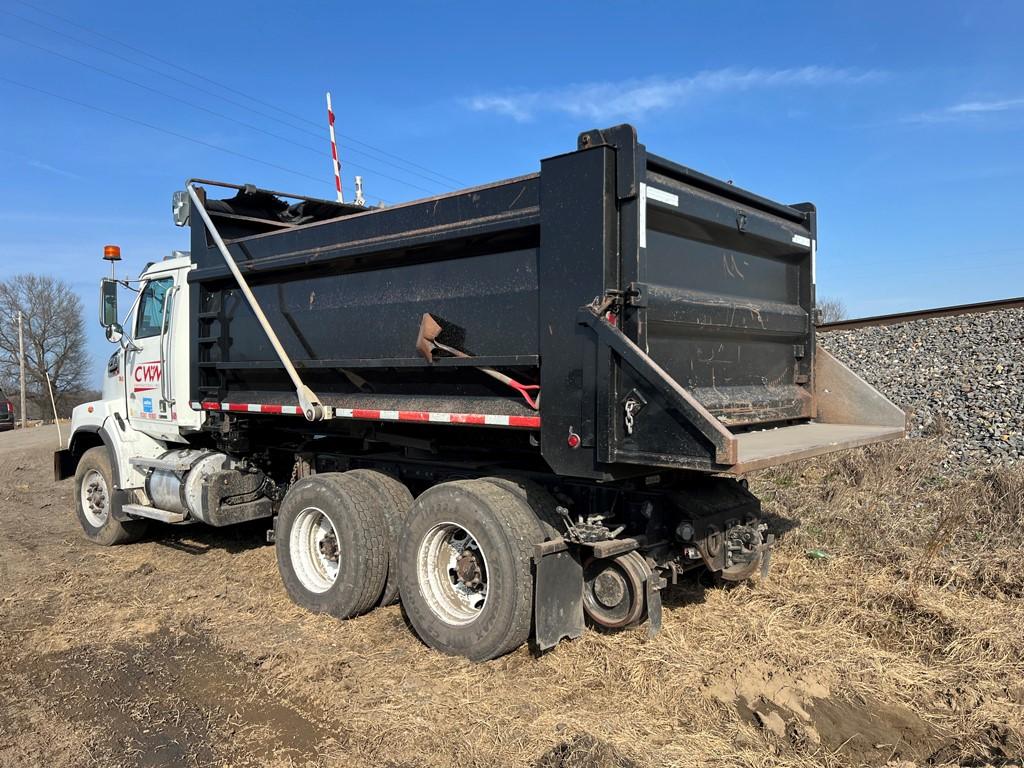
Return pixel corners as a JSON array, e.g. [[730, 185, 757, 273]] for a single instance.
[[0, 9, 458, 195], [0, 30, 440, 197], [0, 75, 335, 188], [8, 2, 468, 189]]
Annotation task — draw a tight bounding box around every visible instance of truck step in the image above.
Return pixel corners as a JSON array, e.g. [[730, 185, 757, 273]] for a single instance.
[[129, 456, 193, 473], [122, 504, 187, 523]]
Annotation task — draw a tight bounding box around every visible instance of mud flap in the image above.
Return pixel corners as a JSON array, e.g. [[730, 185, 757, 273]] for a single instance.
[[646, 577, 662, 639], [533, 540, 585, 652], [53, 449, 75, 481], [109, 488, 133, 522], [760, 533, 776, 580]]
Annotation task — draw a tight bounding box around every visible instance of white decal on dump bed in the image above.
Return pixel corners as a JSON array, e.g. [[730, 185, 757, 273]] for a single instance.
[[639, 183, 647, 249], [645, 186, 679, 207]]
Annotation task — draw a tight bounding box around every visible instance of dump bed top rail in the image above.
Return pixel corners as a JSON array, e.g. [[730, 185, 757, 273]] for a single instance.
[[645, 153, 809, 224]]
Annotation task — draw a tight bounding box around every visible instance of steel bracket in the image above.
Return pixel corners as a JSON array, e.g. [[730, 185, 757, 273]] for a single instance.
[[577, 124, 640, 200], [577, 307, 738, 465]]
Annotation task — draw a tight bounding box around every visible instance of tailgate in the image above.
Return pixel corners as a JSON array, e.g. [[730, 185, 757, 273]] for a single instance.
[[638, 154, 815, 428], [572, 129, 905, 475]]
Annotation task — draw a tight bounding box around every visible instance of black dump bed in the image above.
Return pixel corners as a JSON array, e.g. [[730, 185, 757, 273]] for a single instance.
[[186, 125, 903, 480]]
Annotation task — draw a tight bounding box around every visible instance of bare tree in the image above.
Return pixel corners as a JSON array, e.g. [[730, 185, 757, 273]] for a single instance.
[[817, 296, 848, 325], [0, 275, 90, 418]]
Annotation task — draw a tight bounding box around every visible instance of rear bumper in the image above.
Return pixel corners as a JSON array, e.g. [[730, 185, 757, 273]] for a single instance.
[[731, 423, 904, 474], [723, 347, 907, 473]]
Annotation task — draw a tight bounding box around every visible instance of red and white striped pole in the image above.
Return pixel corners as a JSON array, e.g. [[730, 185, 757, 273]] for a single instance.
[[326, 91, 344, 203]]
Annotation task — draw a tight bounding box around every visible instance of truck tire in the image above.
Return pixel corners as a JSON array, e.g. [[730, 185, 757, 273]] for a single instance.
[[398, 479, 543, 661], [477, 476, 565, 541], [74, 446, 148, 545], [276, 473, 389, 619], [343, 469, 413, 606]]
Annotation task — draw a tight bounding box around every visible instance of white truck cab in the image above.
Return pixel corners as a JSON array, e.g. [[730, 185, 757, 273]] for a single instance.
[[55, 250, 208, 540]]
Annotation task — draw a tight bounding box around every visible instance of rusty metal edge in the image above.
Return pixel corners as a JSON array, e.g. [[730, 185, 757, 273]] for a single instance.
[[818, 296, 1024, 331], [727, 426, 906, 475]]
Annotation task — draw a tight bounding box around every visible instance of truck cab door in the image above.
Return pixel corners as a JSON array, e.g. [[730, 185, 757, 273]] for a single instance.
[[126, 271, 184, 440]]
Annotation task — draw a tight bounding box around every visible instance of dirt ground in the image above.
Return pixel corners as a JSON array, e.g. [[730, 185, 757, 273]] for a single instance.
[[1, 426, 1023, 767]]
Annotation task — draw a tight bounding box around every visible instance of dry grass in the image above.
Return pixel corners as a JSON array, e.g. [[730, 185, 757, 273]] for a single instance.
[[2, 428, 1024, 767]]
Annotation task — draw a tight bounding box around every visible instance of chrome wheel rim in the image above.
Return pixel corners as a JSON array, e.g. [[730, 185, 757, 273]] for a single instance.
[[80, 469, 109, 527], [417, 522, 489, 626], [290, 506, 341, 593]]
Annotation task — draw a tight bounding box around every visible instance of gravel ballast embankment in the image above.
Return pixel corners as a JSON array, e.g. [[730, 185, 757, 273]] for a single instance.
[[820, 307, 1024, 466]]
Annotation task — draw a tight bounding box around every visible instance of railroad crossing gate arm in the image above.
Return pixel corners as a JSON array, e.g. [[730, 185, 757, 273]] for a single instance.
[[185, 183, 329, 422]]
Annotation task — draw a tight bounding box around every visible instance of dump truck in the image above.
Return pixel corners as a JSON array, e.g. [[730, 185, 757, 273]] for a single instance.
[[55, 125, 905, 660]]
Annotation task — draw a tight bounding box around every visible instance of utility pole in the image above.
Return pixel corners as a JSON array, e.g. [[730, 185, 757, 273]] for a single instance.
[[17, 311, 26, 429]]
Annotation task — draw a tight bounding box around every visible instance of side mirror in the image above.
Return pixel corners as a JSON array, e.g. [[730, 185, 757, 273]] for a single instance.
[[172, 190, 190, 227], [105, 323, 123, 344], [100, 279, 118, 327]]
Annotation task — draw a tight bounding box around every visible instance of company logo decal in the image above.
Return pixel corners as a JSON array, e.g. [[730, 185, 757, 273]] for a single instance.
[[133, 361, 162, 392]]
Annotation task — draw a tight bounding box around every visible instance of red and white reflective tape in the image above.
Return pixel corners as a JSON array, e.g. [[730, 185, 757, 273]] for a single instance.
[[190, 401, 540, 429], [192, 401, 303, 415], [326, 92, 343, 203], [334, 407, 540, 429]]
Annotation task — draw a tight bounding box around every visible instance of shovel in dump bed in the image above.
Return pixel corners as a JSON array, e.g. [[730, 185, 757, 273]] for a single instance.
[[416, 313, 540, 409]]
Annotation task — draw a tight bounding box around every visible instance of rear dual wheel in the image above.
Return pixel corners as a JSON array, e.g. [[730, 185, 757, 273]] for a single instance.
[[277, 472, 556, 661], [398, 479, 553, 661], [276, 473, 389, 618], [276, 469, 411, 618]]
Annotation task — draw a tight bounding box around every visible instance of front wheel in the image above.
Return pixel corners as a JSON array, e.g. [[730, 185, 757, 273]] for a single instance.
[[74, 446, 148, 545], [398, 479, 545, 661]]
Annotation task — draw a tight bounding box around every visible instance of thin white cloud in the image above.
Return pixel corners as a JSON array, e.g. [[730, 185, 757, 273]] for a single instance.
[[905, 97, 1024, 124], [26, 159, 83, 180], [948, 97, 1024, 113], [466, 66, 883, 122], [0, 149, 85, 180]]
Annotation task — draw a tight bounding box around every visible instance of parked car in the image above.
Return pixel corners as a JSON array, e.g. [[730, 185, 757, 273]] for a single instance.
[[0, 398, 15, 431]]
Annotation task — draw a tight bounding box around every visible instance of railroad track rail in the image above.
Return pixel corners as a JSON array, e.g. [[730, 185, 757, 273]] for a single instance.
[[818, 296, 1024, 331]]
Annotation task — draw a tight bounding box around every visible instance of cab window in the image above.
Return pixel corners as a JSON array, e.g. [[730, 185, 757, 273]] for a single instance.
[[135, 278, 173, 339]]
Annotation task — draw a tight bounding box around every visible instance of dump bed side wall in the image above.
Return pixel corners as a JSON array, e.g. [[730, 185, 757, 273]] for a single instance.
[[188, 177, 543, 413]]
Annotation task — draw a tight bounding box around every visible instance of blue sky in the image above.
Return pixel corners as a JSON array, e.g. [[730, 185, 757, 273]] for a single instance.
[[1, 1, 1022, 385]]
